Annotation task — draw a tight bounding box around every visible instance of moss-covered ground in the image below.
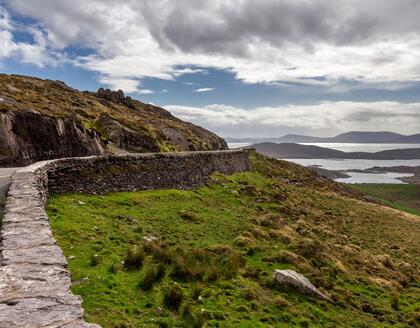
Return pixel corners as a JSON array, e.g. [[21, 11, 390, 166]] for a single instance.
[[47, 154, 420, 327], [350, 184, 420, 216]]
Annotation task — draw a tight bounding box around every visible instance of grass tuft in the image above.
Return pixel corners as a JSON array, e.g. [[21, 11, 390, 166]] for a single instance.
[[163, 282, 184, 310], [123, 245, 144, 270]]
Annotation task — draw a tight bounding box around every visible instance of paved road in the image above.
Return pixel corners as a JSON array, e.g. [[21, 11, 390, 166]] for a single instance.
[[0, 168, 18, 220]]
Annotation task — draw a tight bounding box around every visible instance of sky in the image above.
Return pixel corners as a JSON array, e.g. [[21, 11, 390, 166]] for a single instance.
[[1, 0, 420, 138]]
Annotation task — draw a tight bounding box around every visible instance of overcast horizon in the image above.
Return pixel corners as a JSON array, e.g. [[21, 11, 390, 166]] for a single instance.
[[1, 0, 420, 138]]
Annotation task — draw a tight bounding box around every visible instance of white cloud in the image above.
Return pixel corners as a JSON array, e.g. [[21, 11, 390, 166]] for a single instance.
[[0, 7, 12, 30], [0, 18, 63, 67], [165, 102, 420, 137], [4, 0, 420, 88], [98, 76, 141, 93], [194, 87, 214, 93], [138, 89, 154, 95]]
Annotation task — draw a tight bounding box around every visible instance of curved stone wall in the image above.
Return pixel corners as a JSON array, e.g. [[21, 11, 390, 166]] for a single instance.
[[0, 149, 250, 327]]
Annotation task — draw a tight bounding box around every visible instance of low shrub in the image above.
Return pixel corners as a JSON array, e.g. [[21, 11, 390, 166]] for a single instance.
[[170, 245, 244, 282], [108, 262, 121, 274], [181, 302, 210, 328], [264, 250, 303, 266], [139, 264, 166, 291], [89, 253, 100, 266], [234, 235, 256, 248], [241, 287, 261, 301], [274, 295, 290, 308], [178, 209, 202, 222], [143, 240, 172, 264], [124, 245, 144, 269], [191, 283, 203, 301], [163, 282, 184, 310], [293, 238, 324, 259]]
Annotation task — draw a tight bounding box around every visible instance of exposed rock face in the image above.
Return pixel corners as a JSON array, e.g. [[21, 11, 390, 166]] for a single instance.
[[273, 269, 333, 302], [96, 114, 160, 153], [0, 110, 105, 166], [0, 74, 228, 166]]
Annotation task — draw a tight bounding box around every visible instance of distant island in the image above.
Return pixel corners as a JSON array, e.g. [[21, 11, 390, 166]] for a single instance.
[[252, 142, 420, 160], [364, 165, 420, 184], [227, 131, 420, 144]]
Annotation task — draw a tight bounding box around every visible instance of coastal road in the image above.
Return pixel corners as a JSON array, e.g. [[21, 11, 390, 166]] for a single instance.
[[0, 168, 17, 219]]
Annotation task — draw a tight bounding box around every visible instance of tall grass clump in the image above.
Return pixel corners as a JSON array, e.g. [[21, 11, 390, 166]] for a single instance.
[[124, 245, 144, 269], [163, 282, 184, 310]]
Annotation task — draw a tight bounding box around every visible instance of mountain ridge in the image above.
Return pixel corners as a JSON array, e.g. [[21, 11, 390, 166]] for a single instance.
[[227, 131, 420, 144]]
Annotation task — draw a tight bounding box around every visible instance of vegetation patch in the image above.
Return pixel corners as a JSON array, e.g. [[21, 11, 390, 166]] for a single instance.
[[47, 154, 420, 327], [350, 183, 420, 216]]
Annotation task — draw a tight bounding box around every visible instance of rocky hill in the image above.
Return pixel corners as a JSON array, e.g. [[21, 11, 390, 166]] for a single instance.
[[0, 74, 227, 166]]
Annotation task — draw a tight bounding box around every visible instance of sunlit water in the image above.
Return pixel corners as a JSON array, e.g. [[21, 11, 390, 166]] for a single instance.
[[227, 142, 420, 184], [301, 143, 420, 153], [229, 142, 420, 151], [335, 172, 414, 184], [285, 158, 420, 184]]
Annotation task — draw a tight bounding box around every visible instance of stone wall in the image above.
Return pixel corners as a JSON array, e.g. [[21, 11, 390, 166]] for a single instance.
[[0, 149, 251, 327]]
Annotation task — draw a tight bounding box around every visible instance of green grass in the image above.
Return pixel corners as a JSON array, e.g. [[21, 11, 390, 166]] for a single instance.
[[47, 154, 420, 327], [350, 184, 420, 216]]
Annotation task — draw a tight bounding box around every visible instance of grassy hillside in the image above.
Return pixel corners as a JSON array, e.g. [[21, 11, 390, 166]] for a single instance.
[[47, 154, 420, 327], [350, 184, 420, 216]]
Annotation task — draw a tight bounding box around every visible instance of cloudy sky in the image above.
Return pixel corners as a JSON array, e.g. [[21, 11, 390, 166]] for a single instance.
[[1, 0, 420, 137]]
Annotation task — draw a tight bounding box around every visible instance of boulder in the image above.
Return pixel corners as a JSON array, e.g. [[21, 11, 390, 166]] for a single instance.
[[272, 269, 333, 303], [96, 88, 135, 109]]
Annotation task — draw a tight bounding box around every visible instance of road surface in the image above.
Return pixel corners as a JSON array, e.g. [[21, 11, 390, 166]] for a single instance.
[[0, 168, 17, 221]]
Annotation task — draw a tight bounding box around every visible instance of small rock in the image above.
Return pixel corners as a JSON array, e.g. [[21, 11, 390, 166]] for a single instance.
[[68, 255, 75, 260], [272, 269, 333, 303], [77, 200, 86, 205], [143, 235, 158, 243], [156, 307, 162, 314]]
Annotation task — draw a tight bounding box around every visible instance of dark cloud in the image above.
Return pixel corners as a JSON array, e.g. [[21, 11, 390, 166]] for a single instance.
[[140, 0, 420, 58], [3, 0, 420, 86]]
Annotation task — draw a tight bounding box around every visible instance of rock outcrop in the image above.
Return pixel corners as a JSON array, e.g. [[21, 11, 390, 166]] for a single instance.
[[0, 74, 228, 166], [96, 87, 135, 109], [96, 114, 160, 153], [0, 110, 105, 166], [273, 269, 333, 302]]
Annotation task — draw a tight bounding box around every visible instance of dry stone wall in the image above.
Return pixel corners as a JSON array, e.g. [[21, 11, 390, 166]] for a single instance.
[[0, 149, 251, 327]]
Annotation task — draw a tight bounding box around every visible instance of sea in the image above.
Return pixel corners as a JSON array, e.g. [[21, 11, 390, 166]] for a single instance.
[[228, 143, 420, 184]]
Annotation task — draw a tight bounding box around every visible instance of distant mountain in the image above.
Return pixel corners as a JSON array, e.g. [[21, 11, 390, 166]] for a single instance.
[[227, 131, 420, 144], [323, 131, 405, 143], [396, 133, 420, 143], [252, 142, 420, 160]]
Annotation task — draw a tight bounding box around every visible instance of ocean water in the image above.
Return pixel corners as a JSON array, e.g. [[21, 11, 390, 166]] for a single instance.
[[285, 158, 420, 184], [285, 158, 420, 171], [301, 143, 420, 153], [227, 142, 420, 184], [334, 172, 414, 184], [228, 142, 420, 152]]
